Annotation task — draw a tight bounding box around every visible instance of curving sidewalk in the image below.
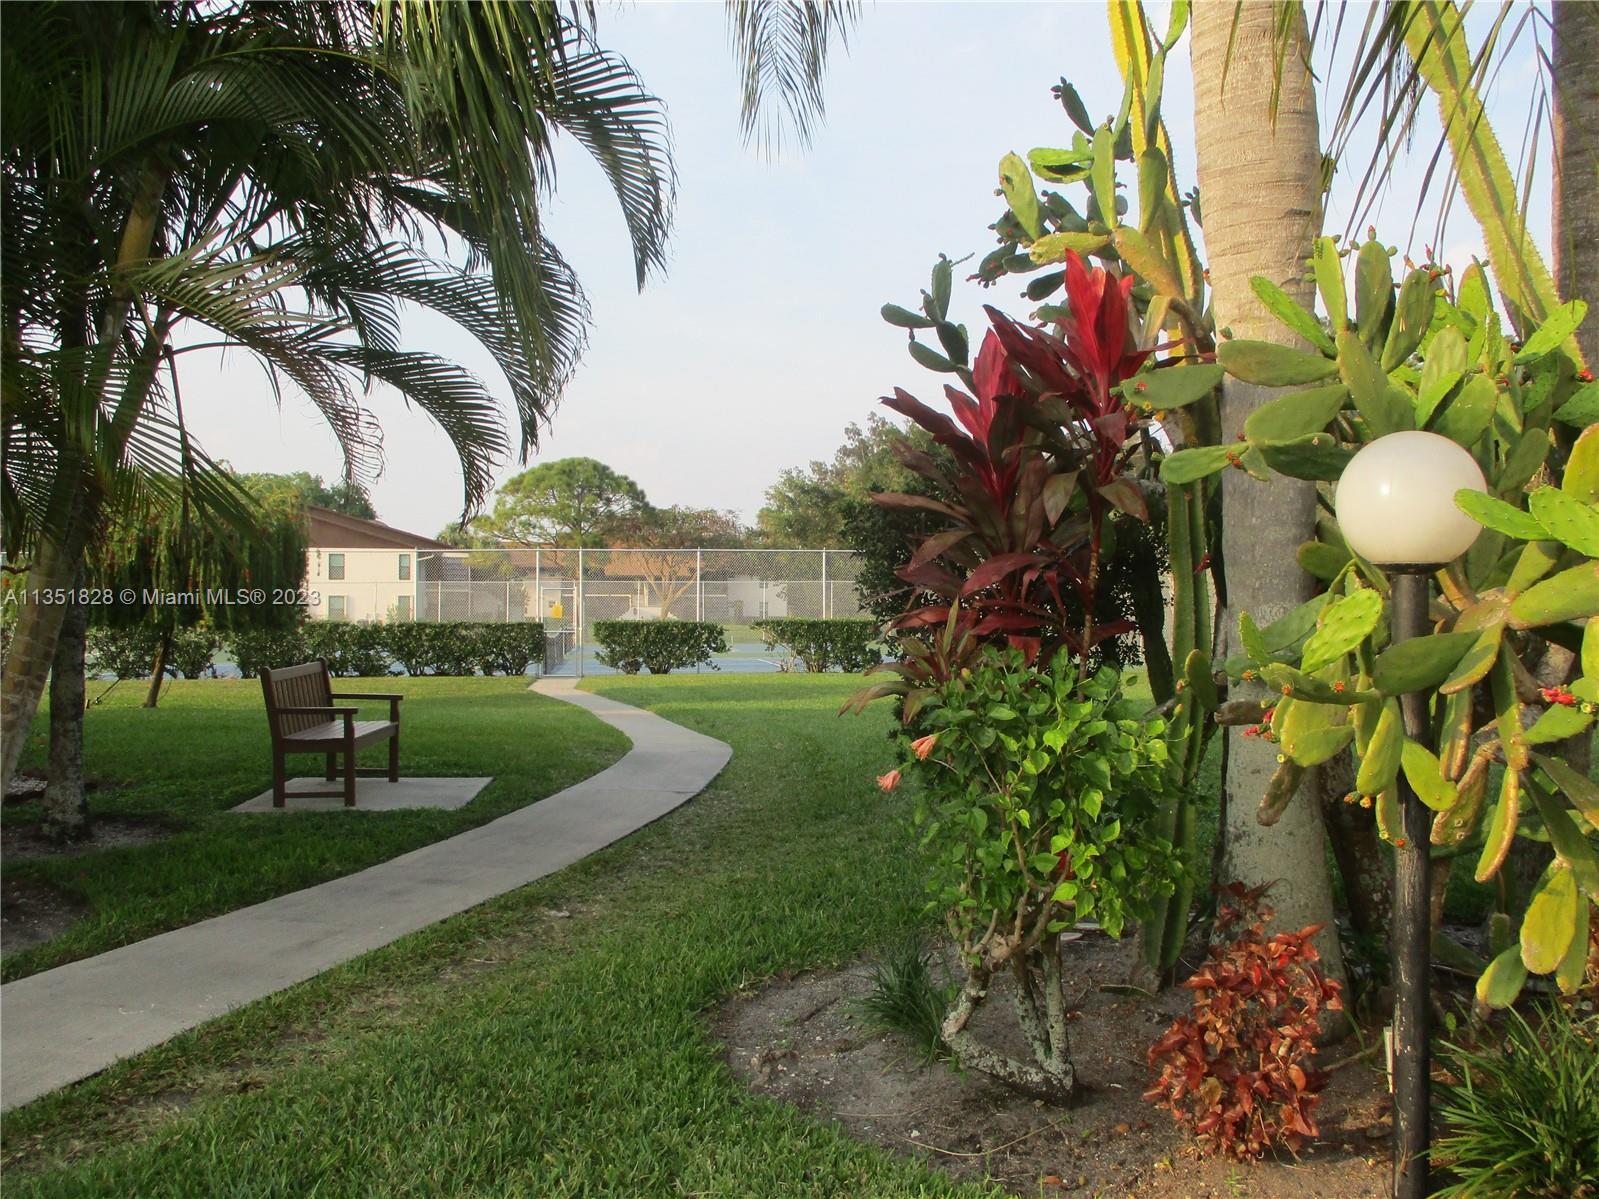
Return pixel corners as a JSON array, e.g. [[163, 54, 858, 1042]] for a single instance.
[[0, 678, 730, 1112]]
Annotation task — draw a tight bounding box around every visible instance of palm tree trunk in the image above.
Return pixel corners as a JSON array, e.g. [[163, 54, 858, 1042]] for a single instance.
[[1190, 1, 1345, 984], [144, 629, 172, 708], [1, 524, 88, 790], [1551, 0, 1597, 370], [1319, 750, 1392, 938], [41, 594, 90, 842], [2, 167, 170, 791]]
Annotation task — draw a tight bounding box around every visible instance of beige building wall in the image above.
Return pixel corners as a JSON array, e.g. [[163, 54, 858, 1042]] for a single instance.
[[305, 547, 419, 624]]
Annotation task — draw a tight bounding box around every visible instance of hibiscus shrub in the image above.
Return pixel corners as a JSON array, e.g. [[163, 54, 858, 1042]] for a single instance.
[[1145, 882, 1343, 1159], [886, 646, 1179, 1099]]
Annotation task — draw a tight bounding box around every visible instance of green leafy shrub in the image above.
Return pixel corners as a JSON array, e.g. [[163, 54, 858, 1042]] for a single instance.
[[885, 647, 1180, 1099], [428, 625, 480, 676], [302, 622, 390, 677], [1432, 1003, 1599, 1199], [1145, 882, 1342, 1160], [87, 626, 164, 679], [379, 622, 442, 676], [469, 622, 545, 676], [165, 627, 220, 678], [592, 620, 728, 674], [753, 618, 882, 672], [225, 626, 312, 678]]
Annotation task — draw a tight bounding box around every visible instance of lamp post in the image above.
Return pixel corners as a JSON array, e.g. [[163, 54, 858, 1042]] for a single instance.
[[1335, 430, 1487, 1199]]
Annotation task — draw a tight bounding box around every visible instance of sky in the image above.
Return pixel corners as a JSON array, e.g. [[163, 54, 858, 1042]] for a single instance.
[[174, 2, 1553, 539]]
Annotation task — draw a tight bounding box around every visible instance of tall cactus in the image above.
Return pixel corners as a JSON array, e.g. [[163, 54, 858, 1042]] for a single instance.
[[1187, 232, 1598, 1006]]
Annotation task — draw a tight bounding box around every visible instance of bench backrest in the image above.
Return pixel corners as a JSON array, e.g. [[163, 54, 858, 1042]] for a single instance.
[[261, 660, 334, 737]]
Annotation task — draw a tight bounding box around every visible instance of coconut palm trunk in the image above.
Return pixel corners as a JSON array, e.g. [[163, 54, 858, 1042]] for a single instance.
[[1190, 2, 1345, 981], [1554, 1, 1598, 376], [40, 592, 91, 841], [2, 523, 92, 790]]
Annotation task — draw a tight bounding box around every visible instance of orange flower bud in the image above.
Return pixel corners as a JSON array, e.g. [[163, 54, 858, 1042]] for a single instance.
[[876, 769, 902, 793], [910, 733, 938, 760]]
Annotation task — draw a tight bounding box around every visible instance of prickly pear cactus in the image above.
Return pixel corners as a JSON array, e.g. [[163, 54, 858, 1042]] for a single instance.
[[1212, 232, 1598, 1006]]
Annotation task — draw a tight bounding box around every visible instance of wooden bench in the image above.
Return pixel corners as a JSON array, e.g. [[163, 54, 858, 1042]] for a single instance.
[[260, 659, 402, 808]]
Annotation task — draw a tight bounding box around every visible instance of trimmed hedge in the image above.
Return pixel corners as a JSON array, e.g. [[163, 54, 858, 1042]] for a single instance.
[[592, 620, 729, 675], [227, 621, 544, 678], [303, 621, 390, 678], [87, 626, 165, 680], [88, 626, 222, 680], [226, 627, 311, 678], [753, 618, 883, 672], [166, 628, 222, 678]]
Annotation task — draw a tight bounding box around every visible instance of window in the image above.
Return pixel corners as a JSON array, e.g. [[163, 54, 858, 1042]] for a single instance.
[[395, 594, 412, 621], [398, 553, 411, 581], [327, 552, 345, 581], [328, 595, 347, 621]]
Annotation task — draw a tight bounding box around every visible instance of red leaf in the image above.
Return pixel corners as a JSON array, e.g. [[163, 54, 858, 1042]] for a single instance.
[[959, 552, 1046, 598], [1095, 477, 1148, 521], [872, 491, 966, 521]]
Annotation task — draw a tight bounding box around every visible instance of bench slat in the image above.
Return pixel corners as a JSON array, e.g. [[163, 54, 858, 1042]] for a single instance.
[[282, 719, 396, 748]]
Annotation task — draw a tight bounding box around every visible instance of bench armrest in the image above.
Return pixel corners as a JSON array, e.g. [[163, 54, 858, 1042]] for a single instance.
[[330, 692, 402, 720]]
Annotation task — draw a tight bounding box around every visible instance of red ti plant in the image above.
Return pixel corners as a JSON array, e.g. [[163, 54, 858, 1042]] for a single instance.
[[851, 253, 1164, 720]]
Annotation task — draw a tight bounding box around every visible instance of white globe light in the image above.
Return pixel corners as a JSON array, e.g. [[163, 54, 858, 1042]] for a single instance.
[[1335, 431, 1488, 568]]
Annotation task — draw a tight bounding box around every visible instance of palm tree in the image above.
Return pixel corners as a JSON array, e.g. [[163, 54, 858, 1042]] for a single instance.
[[1188, 2, 1349, 981], [0, 0, 676, 787], [1, 0, 860, 791]]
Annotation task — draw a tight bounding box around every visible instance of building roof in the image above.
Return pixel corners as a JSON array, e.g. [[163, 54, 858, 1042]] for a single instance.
[[305, 506, 453, 551]]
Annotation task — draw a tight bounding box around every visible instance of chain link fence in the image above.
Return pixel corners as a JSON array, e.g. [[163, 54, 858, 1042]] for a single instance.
[[308, 547, 869, 675]]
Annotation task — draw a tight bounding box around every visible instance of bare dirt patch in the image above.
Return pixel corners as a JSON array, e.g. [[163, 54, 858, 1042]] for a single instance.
[[716, 936, 1393, 1198], [1, 812, 174, 954], [1, 813, 172, 862], [1, 876, 89, 954]]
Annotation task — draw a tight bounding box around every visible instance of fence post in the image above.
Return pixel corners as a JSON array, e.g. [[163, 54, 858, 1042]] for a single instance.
[[576, 546, 584, 679], [696, 549, 703, 621], [821, 549, 829, 619], [534, 549, 541, 625]]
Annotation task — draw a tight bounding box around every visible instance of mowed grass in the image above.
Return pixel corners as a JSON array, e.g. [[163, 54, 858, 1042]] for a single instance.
[[3, 676, 628, 981], [2, 674, 995, 1198]]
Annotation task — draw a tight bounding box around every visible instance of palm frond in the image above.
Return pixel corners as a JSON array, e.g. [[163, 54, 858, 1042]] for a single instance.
[[320, 346, 508, 515], [727, 0, 859, 157]]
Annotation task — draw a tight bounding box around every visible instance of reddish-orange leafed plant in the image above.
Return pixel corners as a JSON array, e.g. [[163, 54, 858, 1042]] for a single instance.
[[1144, 882, 1343, 1160]]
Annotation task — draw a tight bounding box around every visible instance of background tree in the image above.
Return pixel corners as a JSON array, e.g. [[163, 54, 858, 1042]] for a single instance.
[[469, 458, 650, 547], [757, 415, 921, 547], [238, 472, 377, 521], [605, 505, 750, 615]]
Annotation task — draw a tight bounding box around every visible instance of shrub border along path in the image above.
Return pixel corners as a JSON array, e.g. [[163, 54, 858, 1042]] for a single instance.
[[0, 679, 731, 1112]]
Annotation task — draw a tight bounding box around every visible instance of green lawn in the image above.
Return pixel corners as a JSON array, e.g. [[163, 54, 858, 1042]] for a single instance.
[[0, 672, 1505, 1196], [3, 674, 997, 1198], [3, 676, 628, 981]]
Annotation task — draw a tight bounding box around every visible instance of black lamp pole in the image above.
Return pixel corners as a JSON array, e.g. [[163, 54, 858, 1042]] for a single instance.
[[1390, 569, 1433, 1199]]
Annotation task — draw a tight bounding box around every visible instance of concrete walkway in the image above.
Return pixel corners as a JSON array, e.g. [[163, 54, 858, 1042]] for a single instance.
[[0, 679, 730, 1112]]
